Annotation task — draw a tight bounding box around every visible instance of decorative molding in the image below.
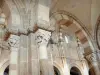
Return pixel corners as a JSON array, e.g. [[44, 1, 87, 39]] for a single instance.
[[5, 24, 38, 36]]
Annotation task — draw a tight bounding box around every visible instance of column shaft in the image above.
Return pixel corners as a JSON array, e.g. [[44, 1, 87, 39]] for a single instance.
[[29, 33, 40, 75], [8, 35, 20, 75], [36, 29, 54, 75]]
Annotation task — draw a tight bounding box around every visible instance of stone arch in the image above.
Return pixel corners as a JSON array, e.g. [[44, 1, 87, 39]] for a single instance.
[[94, 15, 100, 50], [50, 10, 96, 74], [0, 60, 9, 75], [70, 66, 82, 75], [4, 65, 9, 75], [69, 63, 83, 75], [0, 0, 10, 20], [0, 0, 11, 26], [1, 0, 21, 29], [54, 66, 60, 75], [50, 10, 95, 52], [53, 62, 63, 75]]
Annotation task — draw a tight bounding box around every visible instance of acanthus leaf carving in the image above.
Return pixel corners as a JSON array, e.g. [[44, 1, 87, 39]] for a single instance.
[[8, 35, 20, 48], [35, 29, 51, 46]]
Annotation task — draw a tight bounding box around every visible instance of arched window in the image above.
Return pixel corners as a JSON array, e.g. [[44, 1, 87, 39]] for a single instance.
[[54, 66, 60, 75], [65, 36, 69, 43], [70, 67, 81, 75], [4, 66, 9, 75]]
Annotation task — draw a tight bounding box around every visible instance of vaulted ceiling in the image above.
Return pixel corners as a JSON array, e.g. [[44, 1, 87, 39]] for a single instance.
[[0, 0, 98, 50]]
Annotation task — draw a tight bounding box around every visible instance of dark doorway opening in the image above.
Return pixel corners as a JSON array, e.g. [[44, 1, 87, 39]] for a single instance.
[[4, 66, 9, 75], [54, 66, 60, 75], [89, 68, 95, 75], [70, 67, 81, 75]]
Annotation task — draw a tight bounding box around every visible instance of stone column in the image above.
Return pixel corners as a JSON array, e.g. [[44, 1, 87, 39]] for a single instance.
[[35, 29, 54, 75], [19, 35, 29, 75], [86, 52, 100, 75], [8, 34, 20, 75], [29, 33, 40, 75]]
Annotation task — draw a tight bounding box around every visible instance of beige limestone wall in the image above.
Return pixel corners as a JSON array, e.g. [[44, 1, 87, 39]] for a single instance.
[[91, 0, 100, 33], [52, 0, 92, 32]]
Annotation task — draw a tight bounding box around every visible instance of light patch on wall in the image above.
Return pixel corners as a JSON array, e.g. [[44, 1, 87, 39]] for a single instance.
[[65, 36, 69, 43], [83, 63, 89, 75], [63, 63, 70, 75]]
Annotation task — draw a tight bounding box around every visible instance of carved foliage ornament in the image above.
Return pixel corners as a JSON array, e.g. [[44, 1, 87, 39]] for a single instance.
[[8, 35, 20, 48], [35, 29, 51, 46]]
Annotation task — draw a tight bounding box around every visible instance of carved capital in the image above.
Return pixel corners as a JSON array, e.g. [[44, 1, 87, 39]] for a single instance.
[[35, 29, 51, 46], [8, 35, 20, 48], [86, 52, 97, 62]]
